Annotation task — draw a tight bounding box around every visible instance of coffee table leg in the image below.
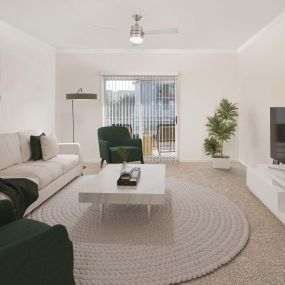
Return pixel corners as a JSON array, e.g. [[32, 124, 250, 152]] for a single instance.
[[147, 205, 151, 221], [100, 204, 104, 222]]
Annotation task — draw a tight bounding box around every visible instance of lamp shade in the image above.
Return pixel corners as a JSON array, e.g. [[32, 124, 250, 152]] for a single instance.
[[66, 93, 97, 100]]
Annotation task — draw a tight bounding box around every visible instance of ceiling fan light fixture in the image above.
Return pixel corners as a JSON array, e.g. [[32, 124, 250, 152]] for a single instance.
[[130, 18, 144, 45], [130, 34, 144, 45]]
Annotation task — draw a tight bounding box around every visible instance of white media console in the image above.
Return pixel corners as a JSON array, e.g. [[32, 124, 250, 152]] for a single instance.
[[247, 164, 285, 225]]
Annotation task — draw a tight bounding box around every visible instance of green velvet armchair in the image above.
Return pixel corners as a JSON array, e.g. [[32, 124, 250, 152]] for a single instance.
[[0, 196, 75, 285], [98, 126, 144, 167]]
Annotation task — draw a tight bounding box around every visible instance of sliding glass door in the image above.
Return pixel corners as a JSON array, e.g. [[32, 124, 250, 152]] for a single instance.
[[103, 75, 178, 161]]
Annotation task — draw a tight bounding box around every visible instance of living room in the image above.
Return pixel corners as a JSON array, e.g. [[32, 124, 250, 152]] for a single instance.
[[0, 1, 285, 284]]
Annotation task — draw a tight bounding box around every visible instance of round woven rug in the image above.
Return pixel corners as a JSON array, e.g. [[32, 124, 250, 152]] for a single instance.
[[28, 178, 249, 285]]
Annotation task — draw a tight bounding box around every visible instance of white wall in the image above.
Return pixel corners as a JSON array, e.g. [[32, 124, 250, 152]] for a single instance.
[[56, 52, 239, 163], [0, 20, 55, 134], [238, 13, 285, 166], [1, 11, 284, 166]]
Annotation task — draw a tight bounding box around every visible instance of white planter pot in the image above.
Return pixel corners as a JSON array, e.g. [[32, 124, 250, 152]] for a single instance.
[[212, 157, 230, 169]]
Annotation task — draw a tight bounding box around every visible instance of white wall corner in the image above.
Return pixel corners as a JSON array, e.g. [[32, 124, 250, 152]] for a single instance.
[[0, 19, 56, 51], [238, 159, 248, 168], [238, 10, 285, 53]]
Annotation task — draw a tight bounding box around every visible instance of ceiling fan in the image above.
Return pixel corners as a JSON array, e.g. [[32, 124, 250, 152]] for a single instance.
[[130, 14, 178, 45]]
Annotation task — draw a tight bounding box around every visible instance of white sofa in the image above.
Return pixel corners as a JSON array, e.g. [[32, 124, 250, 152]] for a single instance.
[[0, 130, 82, 214]]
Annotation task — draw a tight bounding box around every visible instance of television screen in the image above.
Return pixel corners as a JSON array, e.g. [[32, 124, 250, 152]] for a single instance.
[[270, 107, 285, 163]]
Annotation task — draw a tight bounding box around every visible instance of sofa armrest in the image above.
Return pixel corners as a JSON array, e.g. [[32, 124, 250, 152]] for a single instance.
[[58, 143, 82, 161], [125, 138, 143, 148], [0, 222, 75, 285], [124, 138, 144, 163]]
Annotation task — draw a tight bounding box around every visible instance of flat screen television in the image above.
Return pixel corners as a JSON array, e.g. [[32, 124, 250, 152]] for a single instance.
[[270, 107, 285, 163]]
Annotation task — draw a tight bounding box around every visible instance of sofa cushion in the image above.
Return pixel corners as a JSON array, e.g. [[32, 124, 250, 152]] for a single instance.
[[49, 155, 80, 173], [41, 134, 58, 161], [0, 160, 64, 190], [0, 133, 22, 171], [17, 129, 42, 162], [0, 154, 80, 189]]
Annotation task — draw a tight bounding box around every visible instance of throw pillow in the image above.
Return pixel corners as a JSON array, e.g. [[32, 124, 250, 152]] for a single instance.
[[18, 129, 42, 162], [30, 133, 45, 161], [40, 134, 58, 161], [0, 133, 22, 170]]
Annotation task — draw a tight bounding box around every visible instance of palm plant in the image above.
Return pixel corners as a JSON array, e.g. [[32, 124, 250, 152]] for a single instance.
[[204, 99, 238, 158], [203, 136, 221, 157]]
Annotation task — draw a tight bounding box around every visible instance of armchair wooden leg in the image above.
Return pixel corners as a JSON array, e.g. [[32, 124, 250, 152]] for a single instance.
[[100, 159, 104, 168]]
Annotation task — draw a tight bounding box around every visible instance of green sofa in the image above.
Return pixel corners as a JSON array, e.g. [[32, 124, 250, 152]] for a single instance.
[[98, 126, 144, 167], [0, 196, 75, 285]]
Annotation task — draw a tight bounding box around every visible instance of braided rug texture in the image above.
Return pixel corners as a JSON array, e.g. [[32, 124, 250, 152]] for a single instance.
[[28, 178, 249, 285]]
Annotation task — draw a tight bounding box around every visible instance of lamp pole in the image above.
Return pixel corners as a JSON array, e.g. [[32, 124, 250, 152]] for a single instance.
[[66, 88, 96, 143], [66, 88, 97, 172], [71, 88, 82, 143], [72, 99, 74, 142]]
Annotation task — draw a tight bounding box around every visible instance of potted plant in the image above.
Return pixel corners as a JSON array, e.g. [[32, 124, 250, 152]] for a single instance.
[[203, 98, 238, 169]]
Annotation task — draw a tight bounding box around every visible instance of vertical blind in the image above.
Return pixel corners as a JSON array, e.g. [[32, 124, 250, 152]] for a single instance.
[[103, 75, 178, 161]]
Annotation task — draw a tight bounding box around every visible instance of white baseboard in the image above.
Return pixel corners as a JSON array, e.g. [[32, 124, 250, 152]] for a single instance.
[[84, 159, 243, 164], [179, 159, 240, 163], [178, 158, 212, 162], [238, 159, 248, 168]]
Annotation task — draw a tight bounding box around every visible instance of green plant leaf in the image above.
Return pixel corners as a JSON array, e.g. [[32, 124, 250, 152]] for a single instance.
[[206, 114, 226, 138], [217, 98, 238, 123], [204, 98, 238, 157], [117, 147, 128, 161], [203, 137, 221, 157]]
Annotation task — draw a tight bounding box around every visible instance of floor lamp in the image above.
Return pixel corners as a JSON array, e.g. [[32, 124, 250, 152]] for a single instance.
[[66, 88, 97, 143]]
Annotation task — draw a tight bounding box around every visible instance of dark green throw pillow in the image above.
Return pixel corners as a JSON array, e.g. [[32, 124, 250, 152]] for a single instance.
[[30, 133, 45, 160]]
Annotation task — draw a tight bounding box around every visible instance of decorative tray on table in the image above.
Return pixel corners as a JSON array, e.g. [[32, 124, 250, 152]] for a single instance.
[[117, 167, 141, 186]]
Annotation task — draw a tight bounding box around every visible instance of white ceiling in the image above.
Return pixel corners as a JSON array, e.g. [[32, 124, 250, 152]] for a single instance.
[[0, 0, 285, 50]]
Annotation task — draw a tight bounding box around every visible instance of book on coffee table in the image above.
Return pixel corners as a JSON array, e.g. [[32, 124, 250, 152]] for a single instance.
[[117, 167, 141, 186]]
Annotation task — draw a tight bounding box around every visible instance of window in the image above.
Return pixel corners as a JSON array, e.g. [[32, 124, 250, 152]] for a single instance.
[[103, 75, 178, 161]]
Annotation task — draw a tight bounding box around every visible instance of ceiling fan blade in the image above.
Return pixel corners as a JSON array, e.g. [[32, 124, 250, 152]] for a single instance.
[[144, 28, 178, 35], [92, 25, 117, 31]]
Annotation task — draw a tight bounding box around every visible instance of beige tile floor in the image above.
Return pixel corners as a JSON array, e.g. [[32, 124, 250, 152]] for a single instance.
[[84, 161, 285, 285]]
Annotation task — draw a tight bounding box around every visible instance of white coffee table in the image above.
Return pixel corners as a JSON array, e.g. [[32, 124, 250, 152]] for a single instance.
[[79, 164, 165, 219]]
